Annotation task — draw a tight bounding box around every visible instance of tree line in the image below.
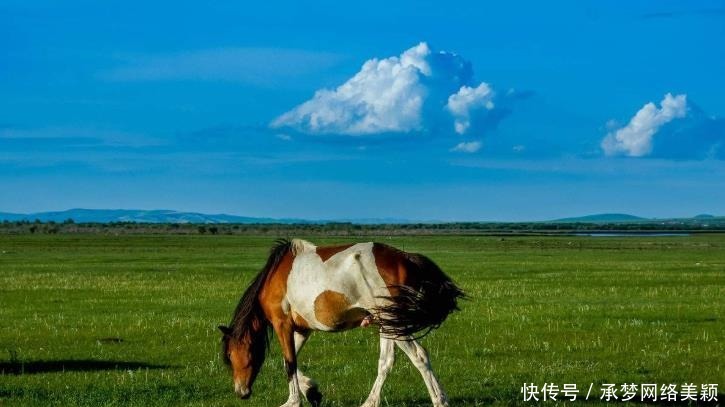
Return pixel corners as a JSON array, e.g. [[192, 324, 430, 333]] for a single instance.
[[1, 218, 724, 236]]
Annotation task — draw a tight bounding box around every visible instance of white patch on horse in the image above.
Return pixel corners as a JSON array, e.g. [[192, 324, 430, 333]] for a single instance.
[[291, 238, 316, 256], [285, 242, 390, 331]]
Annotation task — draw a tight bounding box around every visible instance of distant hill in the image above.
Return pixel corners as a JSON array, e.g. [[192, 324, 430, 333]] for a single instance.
[[554, 213, 647, 223], [0, 209, 722, 225], [0, 209, 411, 225], [0, 209, 311, 224]]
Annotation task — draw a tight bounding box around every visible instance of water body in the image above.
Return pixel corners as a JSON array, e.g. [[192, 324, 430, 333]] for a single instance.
[[573, 233, 690, 237]]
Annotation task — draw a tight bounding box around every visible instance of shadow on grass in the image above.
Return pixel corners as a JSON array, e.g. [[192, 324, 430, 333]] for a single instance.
[[0, 359, 174, 375]]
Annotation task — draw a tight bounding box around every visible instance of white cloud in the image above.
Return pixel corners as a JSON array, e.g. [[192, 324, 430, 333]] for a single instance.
[[450, 141, 482, 153], [272, 43, 428, 135], [272, 42, 496, 137], [602, 93, 688, 157], [446, 83, 495, 134]]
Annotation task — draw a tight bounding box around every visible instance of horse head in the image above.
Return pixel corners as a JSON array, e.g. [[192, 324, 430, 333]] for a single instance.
[[219, 321, 268, 399]]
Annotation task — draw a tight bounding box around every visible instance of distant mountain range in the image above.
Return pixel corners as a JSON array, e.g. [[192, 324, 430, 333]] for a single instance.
[[0, 209, 310, 224], [554, 213, 647, 223], [0, 208, 411, 224], [553, 213, 722, 223], [0, 209, 721, 225]]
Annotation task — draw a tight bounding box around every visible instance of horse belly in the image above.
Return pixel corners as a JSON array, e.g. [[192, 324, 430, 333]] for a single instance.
[[309, 289, 369, 331], [288, 274, 374, 331], [285, 244, 388, 331]]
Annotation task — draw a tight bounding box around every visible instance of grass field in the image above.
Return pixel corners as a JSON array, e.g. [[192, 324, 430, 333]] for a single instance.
[[1, 234, 723, 406]]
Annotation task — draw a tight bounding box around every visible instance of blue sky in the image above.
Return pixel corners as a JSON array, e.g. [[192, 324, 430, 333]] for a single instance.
[[2, 0, 724, 221]]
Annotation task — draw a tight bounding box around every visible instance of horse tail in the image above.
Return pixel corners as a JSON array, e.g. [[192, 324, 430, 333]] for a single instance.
[[374, 251, 465, 340]]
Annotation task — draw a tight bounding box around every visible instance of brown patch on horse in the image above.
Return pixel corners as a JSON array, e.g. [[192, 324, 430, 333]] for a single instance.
[[314, 290, 350, 327], [316, 244, 354, 262], [372, 243, 408, 295], [313, 290, 368, 329]]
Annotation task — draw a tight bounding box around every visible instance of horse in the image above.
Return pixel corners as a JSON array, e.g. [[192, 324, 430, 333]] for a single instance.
[[218, 238, 465, 407]]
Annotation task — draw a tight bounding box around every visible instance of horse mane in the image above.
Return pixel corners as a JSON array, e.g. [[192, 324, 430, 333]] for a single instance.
[[222, 238, 292, 366]]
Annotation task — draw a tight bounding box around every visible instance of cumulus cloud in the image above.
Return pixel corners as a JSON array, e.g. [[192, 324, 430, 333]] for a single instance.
[[272, 43, 429, 135], [450, 141, 482, 153], [272, 42, 500, 137], [602, 93, 688, 157], [447, 83, 495, 134]]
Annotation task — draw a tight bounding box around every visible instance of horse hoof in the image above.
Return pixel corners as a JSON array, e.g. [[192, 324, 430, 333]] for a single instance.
[[305, 387, 323, 407]]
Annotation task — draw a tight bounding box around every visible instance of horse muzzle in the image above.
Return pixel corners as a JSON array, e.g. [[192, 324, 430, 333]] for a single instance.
[[234, 383, 251, 399]]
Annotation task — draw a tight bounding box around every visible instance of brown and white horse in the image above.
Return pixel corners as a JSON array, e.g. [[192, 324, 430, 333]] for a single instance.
[[218, 238, 464, 407]]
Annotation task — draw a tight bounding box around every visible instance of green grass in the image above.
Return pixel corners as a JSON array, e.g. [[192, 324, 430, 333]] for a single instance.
[[0, 234, 723, 406]]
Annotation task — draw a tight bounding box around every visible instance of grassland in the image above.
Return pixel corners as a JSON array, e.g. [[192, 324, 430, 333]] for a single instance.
[[0, 234, 723, 406]]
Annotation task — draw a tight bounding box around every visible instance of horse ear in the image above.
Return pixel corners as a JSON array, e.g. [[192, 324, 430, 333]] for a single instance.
[[218, 325, 232, 335]]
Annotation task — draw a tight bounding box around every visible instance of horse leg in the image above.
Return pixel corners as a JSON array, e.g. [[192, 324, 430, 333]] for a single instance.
[[395, 339, 449, 407], [273, 321, 303, 407], [360, 336, 395, 407], [293, 331, 322, 406]]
